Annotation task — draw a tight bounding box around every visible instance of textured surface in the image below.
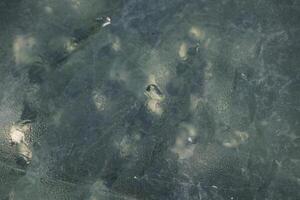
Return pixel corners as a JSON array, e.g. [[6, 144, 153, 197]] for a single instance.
[[0, 0, 300, 199]]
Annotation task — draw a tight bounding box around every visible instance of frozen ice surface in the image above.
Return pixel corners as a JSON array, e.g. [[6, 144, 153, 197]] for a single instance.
[[0, 0, 300, 199]]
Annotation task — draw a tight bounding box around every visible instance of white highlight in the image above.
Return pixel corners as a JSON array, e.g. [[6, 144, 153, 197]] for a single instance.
[[171, 123, 198, 159], [178, 42, 188, 60], [10, 125, 25, 144], [102, 17, 111, 27]]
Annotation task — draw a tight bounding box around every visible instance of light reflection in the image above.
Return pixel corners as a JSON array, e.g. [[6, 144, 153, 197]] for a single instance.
[[223, 130, 249, 148], [145, 82, 164, 116], [111, 36, 121, 51], [178, 42, 188, 60], [10, 124, 26, 144], [65, 39, 78, 53], [146, 99, 163, 116], [171, 123, 198, 159], [44, 6, 53, 14], [189, 26, 205, 41], [9, 121, 33, 165], [92, 90, 106, 111], [13, 35, 36, 65], [70, 0, 81, 10]]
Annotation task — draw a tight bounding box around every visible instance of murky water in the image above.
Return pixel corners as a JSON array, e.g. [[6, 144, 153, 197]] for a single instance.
[[0, 0, 299, 199]]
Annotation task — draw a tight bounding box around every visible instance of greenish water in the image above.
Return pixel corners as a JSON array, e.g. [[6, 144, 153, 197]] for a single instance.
[[0, 0, 299, 199]]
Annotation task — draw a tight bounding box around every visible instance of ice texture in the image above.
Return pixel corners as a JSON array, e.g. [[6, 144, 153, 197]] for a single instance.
[[0, 0, 299, 199]]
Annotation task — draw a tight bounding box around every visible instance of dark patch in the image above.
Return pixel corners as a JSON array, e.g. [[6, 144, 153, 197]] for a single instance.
[[21, 102, 37, 121], [146, 84, 163, 96], [28, 64, 45, 84], [15, 155, 29, 168]]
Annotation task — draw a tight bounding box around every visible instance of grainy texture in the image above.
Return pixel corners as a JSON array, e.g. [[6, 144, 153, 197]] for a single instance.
[[0, 0, 299, 199]]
